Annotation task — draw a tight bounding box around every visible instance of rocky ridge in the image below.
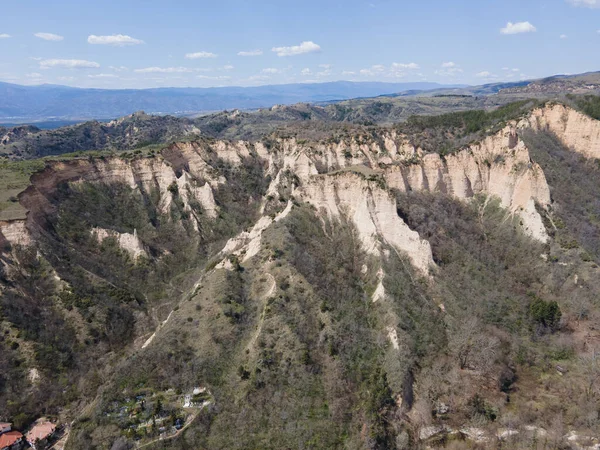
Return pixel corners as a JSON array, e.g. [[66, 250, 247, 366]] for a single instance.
[[3, 104, 600, 274]]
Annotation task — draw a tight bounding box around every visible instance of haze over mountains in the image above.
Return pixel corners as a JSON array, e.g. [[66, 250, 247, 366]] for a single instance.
[[0, 80, 463, 122], [3, 71, 600, 125]]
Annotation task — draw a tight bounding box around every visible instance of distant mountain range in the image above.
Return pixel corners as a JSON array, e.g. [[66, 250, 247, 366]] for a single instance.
[[0, 81, 466, 122]]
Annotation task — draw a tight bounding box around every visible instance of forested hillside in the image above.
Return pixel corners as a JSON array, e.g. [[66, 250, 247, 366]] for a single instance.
[[1, 97, 600, 449]]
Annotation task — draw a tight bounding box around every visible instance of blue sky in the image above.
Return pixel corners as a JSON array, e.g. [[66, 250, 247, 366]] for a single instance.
[[0, 0, 598, 89]]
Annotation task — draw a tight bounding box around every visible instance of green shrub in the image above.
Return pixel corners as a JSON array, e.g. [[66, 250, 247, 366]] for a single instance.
[[529, 298, 562, 331], [467, 394, 497, 422], [567, 94, 600, 120], [167, 181, 179, 195]]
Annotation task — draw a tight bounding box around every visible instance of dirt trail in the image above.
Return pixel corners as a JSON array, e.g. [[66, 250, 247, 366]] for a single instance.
[[142, 310, 174, 349], [248, 273, 276, 351]]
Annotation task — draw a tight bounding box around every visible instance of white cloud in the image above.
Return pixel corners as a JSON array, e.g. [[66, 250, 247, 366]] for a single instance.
[[88, 73, 118, 78], [502, 67, 520, 72], [272, 41, 321, 57], [360, 65, 386, 76], [0, 73, 18, 81], [40, 59, 100, 69], [197, 75, 231, 80], [185, 51, 217, 59], [500, 22, 537, 35], [237, 49, 263, 56], [222, 65, 234, 70], [342, 70, 355, 75], [248, 75, 270, 81], [317, 68, 332, 77], [476, 71, 498, 79], [319, 64, 332, 69], [301, 68, 311, 75], [0, 34, 10, 39], [57, 76, 75, 82], [26, 73, 43, 78], [134, 67, 194, 73], [109, 65, 128, 72], [437, 63, 464, 77], [567, 0, 599, 7], [88, 34, 144, 46], [34, 32, 64, 41], [392, 62, 420, 70], [262, 68, 281, 74], [560, 34, 568, 39]]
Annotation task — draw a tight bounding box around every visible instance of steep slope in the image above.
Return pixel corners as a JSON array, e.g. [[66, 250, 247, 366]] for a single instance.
[[521, 103, 600, 158], [1, 103, 600, 449]]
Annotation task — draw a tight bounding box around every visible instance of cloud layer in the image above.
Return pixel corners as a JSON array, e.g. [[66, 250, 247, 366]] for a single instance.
[[272, 41, 321, 56], [88, 34, 144, 46], [34, 32, 64, 41], [568, 0, 599, 7], [500, 22, 537, 34], [134, 67, 194, 73], [185, 51, 217, 59], [392, 62, 420, 70], [40, 59, 100, 69], [0, 34, 10, 39], [238, 49, 263, 56]]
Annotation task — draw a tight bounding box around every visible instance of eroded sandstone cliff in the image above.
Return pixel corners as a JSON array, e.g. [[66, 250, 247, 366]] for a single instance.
[[3, 103, 600, 275]]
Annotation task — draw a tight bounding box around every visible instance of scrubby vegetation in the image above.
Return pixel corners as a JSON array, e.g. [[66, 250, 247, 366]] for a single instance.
[[3, 95, 600, 448], [0, 153, 269, 430], [396, 192, 600, 445], [566, 94, 600, 120], [396, 100, 542, 155], [523, 129, 600, 261], [62, 191, 600, 449]]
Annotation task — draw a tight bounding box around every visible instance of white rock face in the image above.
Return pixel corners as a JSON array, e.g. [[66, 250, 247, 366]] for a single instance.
[[93, 228, 147, 259], [19, 104, 600, 273], [260, 128, 551, 243], [384, 126, 551, 242], [387, 326, 400, 350], [419, 425, 450, 441], [216, 200, 294, 268], [298, 173, 434, 274], [372, 268, 386, 302], [522, 104, 600, 159], [0, 220, 31, 247]]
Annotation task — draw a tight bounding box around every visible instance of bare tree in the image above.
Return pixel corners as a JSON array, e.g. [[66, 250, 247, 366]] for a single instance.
[[581, 348, 599, 400], [448, 317, 500, 372]]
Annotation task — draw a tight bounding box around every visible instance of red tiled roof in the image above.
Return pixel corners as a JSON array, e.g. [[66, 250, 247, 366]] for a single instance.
[[26, 422, 56, 442], [0, 431, 22, 448]]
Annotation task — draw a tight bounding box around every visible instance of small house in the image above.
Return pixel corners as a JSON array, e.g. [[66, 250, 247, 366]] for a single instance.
[[25, 421, 56, 450], [0, 430, 23, 450], [0, 424, 11, 434]]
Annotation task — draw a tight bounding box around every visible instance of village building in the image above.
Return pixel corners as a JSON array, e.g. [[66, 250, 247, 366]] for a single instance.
[[0, 424, 11, 435], [0, 430, 23, 450], [25, 421, 56, 450]]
